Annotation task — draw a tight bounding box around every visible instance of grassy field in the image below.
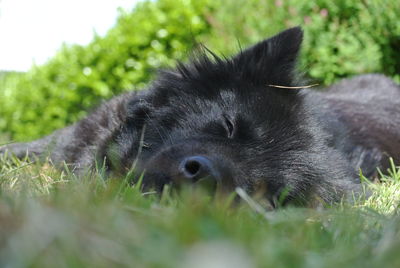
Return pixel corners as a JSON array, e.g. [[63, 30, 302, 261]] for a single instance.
[[1, 153, 400, 268]]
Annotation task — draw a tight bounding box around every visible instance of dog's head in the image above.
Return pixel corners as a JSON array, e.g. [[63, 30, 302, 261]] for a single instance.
[[103, 27, 355, 205]]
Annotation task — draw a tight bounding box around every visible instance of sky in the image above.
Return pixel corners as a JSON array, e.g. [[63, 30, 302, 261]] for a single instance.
[[0, 0, 140, 71]]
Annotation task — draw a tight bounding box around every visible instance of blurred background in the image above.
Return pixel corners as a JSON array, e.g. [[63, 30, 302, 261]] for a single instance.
[[0, 0, 399, 142]]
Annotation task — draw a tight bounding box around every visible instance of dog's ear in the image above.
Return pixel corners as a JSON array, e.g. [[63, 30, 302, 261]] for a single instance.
[[232, 27, 303, 86]]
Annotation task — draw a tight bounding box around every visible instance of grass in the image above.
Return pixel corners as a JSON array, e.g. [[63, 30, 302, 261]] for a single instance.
[[1, 153, 400, 268]]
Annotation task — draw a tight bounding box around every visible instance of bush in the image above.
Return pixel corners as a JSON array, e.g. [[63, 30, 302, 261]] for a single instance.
[[204, 0, 400, 84], [0, 0, 399, 141]]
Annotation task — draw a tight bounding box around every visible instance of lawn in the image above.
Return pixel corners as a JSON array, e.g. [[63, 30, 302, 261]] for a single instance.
[[1, 153, 400, 268]]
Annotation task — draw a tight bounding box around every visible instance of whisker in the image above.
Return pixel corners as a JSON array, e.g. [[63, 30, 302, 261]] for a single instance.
[[268, 83, 319, 89]]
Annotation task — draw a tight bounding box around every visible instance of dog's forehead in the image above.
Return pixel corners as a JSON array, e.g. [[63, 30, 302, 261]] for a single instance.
[[148, 78, 271, 120], [179, 88, 246, 111]]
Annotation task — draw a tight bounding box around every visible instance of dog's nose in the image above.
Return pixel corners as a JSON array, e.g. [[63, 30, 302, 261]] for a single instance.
[[180, 156, 216, 182]]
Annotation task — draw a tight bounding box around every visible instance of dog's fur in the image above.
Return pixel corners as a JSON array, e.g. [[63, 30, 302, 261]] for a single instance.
[[1, 27, 400, 206]]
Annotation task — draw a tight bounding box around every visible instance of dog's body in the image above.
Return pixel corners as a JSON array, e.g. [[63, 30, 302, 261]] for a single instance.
[[1, 27, 400, 206], [309, 74, 400, 177]]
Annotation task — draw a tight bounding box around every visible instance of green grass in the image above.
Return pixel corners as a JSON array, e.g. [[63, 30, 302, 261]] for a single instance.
[[1, 153, 400, 268]]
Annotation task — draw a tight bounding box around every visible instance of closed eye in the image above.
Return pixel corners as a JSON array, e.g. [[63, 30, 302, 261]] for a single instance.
[[142, 142, 152, 149], [223, 115, 235, 138]]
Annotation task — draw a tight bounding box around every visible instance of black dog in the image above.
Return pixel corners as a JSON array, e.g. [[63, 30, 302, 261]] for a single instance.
[[1, 27, 400, 205]]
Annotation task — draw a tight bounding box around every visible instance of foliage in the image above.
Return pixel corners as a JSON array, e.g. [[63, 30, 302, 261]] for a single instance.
[[204, 0, 400, 84], [0, 0, 399, 141]]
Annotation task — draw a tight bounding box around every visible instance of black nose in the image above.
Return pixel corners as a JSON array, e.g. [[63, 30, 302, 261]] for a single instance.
[[180, 156, 215, 182]]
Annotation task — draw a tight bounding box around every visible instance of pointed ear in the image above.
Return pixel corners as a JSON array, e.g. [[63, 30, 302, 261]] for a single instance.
[[232, 27, 303, 86]]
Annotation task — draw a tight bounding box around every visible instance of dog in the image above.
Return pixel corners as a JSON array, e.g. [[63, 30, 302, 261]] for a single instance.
[[1, 27, 400, 206]]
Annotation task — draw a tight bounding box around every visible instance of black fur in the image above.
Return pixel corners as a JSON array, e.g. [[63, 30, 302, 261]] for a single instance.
[[2, 27, 400, 206]]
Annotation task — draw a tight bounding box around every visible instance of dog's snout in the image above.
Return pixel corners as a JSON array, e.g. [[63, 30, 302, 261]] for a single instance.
[[180, 156, 214, 182], [142, 152, 233, 193]]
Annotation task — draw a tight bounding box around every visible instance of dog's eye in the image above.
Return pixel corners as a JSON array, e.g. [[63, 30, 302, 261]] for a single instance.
[[223, 116, 235, 138], [142, 142, 152, 149]]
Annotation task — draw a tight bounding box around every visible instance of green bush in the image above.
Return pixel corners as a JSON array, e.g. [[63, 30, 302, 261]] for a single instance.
[[204, 0, 400, 84], [0, 0, 399, 141]]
